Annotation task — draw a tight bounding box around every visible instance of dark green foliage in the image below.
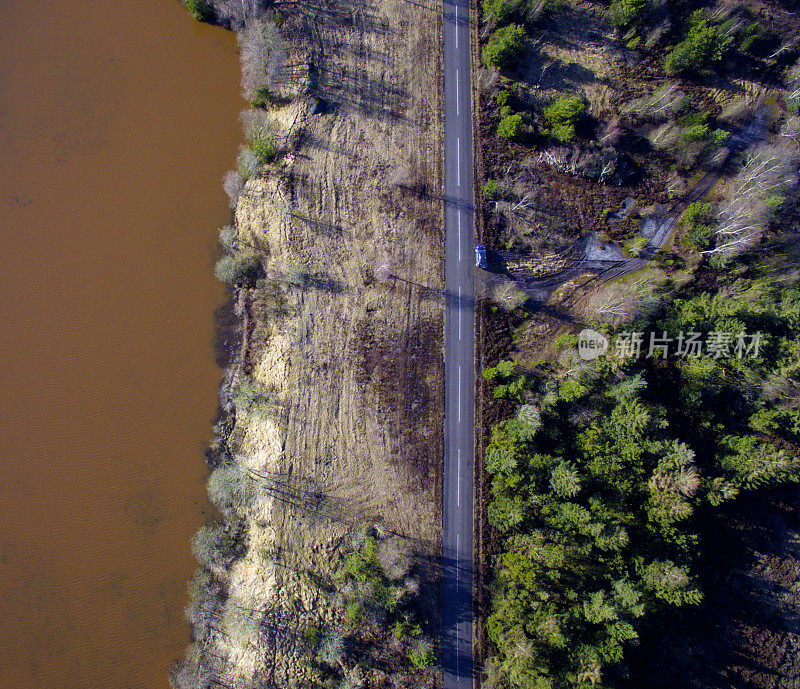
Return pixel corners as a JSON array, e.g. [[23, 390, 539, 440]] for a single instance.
[[498, 113, 524, 141], [185, 0, 215, 21], [483, 179, 500, 200], [718, 435, 797, 489], [250, 138, 277, 165], [609, 0, 647, 29], [495, 89, 511, 106], [483, 359, 532, 400], [679, 201, 715, 250], [664, 11, 735, 75], [250, 85, 276, 108], [543, 95, 586, 142], [214, 250, 260, 287], [483, 24, 527, 69], [485, 273, 800, 686], [737, 21, 762, 53], [483, 0, 524, 25]]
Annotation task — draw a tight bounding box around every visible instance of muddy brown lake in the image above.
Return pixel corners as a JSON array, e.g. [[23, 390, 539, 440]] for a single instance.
[[0, 2, 242, 687]]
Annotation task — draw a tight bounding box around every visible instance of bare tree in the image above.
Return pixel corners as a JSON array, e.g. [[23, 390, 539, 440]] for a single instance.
[[238, 16, 285, 98], [212, 0, 264, 30], [240, 109, 277, 148], [236, 146, 260, 180], [598, 115, 623, 147], [222, 596, 264, 651], [647, 122, 681, 152], [788, 62, 800, 103], [208, 463, 256, 515], [375, 538, 412, 581], [492, 281, 528, 311], [585, 278, 659, 326], [703, 145, 797, 256], [223, 170, 244, 209]]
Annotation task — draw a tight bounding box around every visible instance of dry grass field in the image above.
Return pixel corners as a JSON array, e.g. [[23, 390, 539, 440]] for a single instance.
[[182, 1, 446, 686]]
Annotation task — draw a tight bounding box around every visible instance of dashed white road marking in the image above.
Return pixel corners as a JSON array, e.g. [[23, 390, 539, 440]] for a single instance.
[[455, 69, 459, 117], [458, 286, 462, 340], [455, 4, 458, 48], [456, 137, 461, 187], [458, 365, 462, 423], [457, 211, 461, 262], [457, 448, 461, 507]]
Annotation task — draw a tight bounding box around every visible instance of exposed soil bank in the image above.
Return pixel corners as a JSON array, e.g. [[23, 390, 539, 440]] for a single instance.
[[0, 2, 242, 688]]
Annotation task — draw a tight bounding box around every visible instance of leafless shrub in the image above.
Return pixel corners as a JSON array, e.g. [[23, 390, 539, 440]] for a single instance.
[[329, 592, 346, 613], [238, 16, 285, 98], [188, 567, 214, 602], [207, 463, 255, 515], [375, 538, 412, 581], [557, 347, 594, 380], [170, 643, 203, 689], [761, 374, 800, 406], [390, 163, 421, 190], [222, 596, 263, 650], [219, 225, 240, 254], [212, 0, 263, 30], [477, 68, 500, 97], [318, 629, 346, 667], [644, 17, 671, 49], [223, 170, 244, 209], [191, 524, 242, 569], [666, 171, 688, 199], [720, 97, 755, 127], [525, 0, 547, 23], [598, 115, 624, 147], [492, 281, 528, 311], [647, 122, 681, 151], [399, 576, 420, 601], [237, 146, 260, 179], [622, 83, 686, 123], [585, 277, 660, 326], [780, 115, 800, 149], [568, 405, 596, 427], [787, 61, 800, 103], [240, 109, 277, 147]]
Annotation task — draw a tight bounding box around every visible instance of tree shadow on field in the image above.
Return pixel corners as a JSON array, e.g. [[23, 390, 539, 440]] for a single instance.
[[291, 211, 344, 237], [318, 66, 409, 120], [523, 55, 599, 93], [295, 133, 360, 162], [247, 467, 388, 526], [276, 0, 388, 35]]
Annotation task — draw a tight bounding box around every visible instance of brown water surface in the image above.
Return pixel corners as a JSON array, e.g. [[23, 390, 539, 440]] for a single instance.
[[0, 2, 242, 687]]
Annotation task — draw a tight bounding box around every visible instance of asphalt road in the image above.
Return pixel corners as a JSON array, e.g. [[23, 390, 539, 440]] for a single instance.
[[442, 0, 475, 687]]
